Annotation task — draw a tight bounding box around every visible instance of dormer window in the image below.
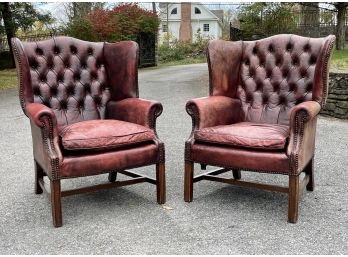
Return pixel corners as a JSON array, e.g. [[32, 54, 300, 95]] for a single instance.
[[195, 7, 201, 14], [171, 8, 177, 14]]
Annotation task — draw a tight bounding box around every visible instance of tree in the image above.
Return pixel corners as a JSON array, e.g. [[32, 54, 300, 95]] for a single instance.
[[221, 9, 238, 39], [0, 2, 52, 67], [63, 2, 105, 22], [333, 2, 348, 50], [301, 3, 319, 27], [238, 3, 297, 40], [64, 3, 159, 42], [152, 2, 157, 14]]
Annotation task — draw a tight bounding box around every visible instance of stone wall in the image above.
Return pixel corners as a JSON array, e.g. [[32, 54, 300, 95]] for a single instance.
[[321, 72, 348, 119]]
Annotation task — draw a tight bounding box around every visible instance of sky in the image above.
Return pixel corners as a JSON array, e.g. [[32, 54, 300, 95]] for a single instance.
[[34, 2, 164, 24], [34, 2, 241, 25]]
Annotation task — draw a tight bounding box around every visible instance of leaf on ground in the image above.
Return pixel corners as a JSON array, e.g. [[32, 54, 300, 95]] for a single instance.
[[161, 204, 174, 210]]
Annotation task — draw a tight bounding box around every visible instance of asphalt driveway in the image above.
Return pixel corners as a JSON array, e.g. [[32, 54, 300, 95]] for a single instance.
[[0, 63, 347, 254]]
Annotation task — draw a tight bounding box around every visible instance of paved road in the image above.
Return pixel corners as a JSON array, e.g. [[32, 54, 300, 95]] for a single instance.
[[0, 63, 347, 254]]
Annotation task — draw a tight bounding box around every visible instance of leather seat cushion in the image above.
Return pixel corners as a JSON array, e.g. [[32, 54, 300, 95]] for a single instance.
[[194, 122, 290, 150], [59, 120, 155, 151]]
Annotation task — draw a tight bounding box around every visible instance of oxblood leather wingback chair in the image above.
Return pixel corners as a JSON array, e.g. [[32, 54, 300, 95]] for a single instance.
[[12, 36, 165, 227], [184, 34, 335, 223]]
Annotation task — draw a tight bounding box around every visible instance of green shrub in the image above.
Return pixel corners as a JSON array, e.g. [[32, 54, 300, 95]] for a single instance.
[[64, 18, 98, 42], [158, 32, 210, 63], [63, 3, 159, 43]]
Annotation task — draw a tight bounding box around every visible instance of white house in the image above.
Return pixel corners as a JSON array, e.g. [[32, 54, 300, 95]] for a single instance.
[[159, 3, 223, 43]]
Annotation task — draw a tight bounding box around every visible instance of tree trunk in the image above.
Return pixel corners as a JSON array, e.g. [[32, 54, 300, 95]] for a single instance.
[[0, 2, 15, 67], [336, 4, 347, 50], [301, 3, 319, 37], [152, 2, 156, 14], [73, 2, 77, 19]]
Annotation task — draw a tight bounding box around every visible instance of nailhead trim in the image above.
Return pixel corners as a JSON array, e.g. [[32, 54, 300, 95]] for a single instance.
[[187, 35, 332, 178], [148, 103, 163, 133], [187, 159, 291, 175], [11, 38, 26, 113], [157, 141, 165, 163], [291, 109, 311, 175], [135, 46, 140, 98], [40, 116, 60, 180], [12, 38, 60, 180], [321, 36, 335, 107], [185, 101, 200, 160], [60, 160, 158, 179], [186, 101, 200, 132], [147, 103, 164, 163]]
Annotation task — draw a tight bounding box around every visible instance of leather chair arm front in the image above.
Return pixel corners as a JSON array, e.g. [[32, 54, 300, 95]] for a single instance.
[[186, 96, 242, 131], [26, 103, 58, 128], [25, 103, 63, 179], [106, 98, 163, 131], [287, 101, 321, 174]]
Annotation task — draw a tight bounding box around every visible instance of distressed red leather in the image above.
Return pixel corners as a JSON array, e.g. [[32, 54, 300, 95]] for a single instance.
[[186, 96, 242, 129], [191, 143, 290, 173], [194, 122, 289, 150], [107, 98, 163, 129], [61, 144, 159, 178], [12, 36, 165, 180], [186, 34, 335, 175], [12, 36, 167, 227], [60, 120, 155, 151]]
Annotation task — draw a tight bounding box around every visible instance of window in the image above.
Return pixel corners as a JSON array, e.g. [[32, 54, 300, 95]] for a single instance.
[[195, 7, 201, 14], [171, 8, 177, 14], [162, 24, 168, 32], [203, 24, 209, 32]]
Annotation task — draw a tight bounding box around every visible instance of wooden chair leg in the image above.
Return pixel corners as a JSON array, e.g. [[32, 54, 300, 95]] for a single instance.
[[232, 169, 241, 180], [201, 164, 207, 170], [108, 172, 117, 182], [304, 158, 314, 191], [184, 161, 194, 202], [50, 180, 62, 227], [288, 175, 300, 223], [34, 160, 44, 194], [156, 163, 166, 204]]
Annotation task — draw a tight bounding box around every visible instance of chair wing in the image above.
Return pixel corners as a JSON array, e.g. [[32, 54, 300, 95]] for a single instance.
[[185, 34, 336, 224], [11, 36, 166, 227]]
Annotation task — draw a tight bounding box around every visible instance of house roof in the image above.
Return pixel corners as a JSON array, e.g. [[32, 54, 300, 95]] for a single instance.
[[160, 3, 223, 22], [211, 10, 224, 22]]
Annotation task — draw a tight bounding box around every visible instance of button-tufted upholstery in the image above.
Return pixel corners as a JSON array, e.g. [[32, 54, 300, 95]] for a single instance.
[[185, 34, 335, 223], [12, 36, 166, 227], [15, 37, 112, 128], [208, 34, 333, 126]]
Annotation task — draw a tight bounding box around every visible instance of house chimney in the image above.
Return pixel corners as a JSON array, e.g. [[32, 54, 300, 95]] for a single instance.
[[179, 3, 192, 42]]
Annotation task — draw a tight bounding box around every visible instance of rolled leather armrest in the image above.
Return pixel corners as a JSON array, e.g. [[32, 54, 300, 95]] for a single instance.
[[289, 101, 321, 125], [25, 103, 58, 128], [106, 98, 163, 129], [25, 103, 62, 179], [287, 101, 321, 174], [186, 96, 242, 130]]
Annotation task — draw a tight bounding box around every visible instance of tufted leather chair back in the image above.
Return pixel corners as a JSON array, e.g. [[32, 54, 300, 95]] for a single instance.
[[208, 34, 335, 125], [12, 36, 139, 128]]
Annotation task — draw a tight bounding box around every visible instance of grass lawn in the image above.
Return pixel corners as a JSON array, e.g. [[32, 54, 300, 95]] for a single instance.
[[0, 69, 17, 90], [158, 56, 206, 67], [331, 48, 348, 70]]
